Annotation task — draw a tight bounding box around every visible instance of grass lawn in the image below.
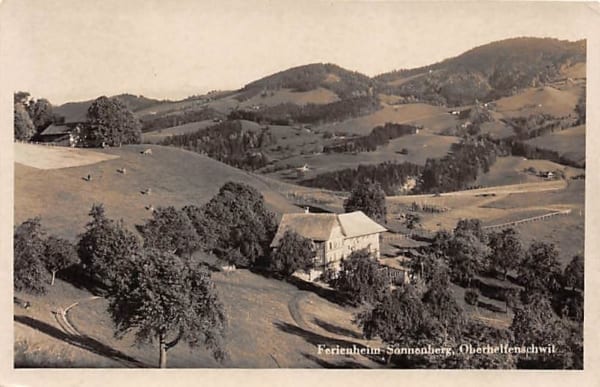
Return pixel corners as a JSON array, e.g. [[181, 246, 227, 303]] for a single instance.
[[141, 120, 216, 143], [15, 268, 385, 368], [316, 104, 458, 136]]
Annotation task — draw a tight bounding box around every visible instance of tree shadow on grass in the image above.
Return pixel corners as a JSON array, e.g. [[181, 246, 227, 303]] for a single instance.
[[273, 320, 383, 367], [14, 315, 148, 368], [312, 318, 363, 340], [57, 265, 108, 297], [284, 276, 351, 307]]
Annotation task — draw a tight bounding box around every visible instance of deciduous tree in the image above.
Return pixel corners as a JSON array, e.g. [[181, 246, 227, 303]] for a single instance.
[[269, 230, 315, 278], [203, 182, 277, 267], [487, 228, 524, 279], [77, 204, 140, 285], [14, 101, 35, 141], [86, 96, 141, 146], [14, 217, 48, 294], [563, 255, 584, 291], [332, 249, 388, 305], [518, 241, 561, 294], [142, 206, 200, 258], [43, 236, 79, 285], [343, 180, 387, 223], [107, 248, 226, 368]]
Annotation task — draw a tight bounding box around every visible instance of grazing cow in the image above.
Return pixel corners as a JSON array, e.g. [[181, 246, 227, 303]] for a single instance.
[[118, 168, 127, 175], [84, 174, 92, 182], [141, 148, 153, 155], [142, 187, 152, 195], [145, 204, 154, 212]]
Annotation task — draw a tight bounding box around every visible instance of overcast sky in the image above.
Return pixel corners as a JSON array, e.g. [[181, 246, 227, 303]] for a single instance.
[[0, 0, 594, 104]]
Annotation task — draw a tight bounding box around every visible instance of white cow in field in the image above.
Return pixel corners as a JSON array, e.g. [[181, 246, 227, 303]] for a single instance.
[[141, 148, 153, 155]]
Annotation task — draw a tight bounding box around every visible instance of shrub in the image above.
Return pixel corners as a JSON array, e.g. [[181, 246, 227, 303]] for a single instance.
[[465, 288, 480, 306]]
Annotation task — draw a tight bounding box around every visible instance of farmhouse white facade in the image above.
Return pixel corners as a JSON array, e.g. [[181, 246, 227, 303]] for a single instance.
[[270, 211, 387, 278]]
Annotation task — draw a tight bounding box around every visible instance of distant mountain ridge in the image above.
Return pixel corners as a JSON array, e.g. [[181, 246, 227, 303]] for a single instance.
[[375, 37, 586, 106], [54, 37, 586, 121]]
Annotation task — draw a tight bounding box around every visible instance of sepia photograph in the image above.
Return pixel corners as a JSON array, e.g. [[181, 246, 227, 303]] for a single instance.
[[1, 0, 598, 380]]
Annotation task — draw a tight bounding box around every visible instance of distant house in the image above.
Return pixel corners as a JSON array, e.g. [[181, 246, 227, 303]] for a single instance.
[[38, 122, 105, 147], [270, 211, 387, 279], [539, 171, 555, 179], [38, 122, 85, 147]]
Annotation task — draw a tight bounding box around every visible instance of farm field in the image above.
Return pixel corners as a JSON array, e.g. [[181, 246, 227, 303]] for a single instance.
[[264, 132, 459, 182], [14, 144, 300, 240], [525, 125, 586, 167], [473, 156, 585, 187], [238, 87, 340, 108], [141, 120, 216, 143], [387, 179, 584, 266], [315, 103, 458, 136], [493, 85, 582, 119]]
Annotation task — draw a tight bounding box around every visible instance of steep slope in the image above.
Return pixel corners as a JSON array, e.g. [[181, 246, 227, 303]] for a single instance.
[[14, 144, 300, 240]]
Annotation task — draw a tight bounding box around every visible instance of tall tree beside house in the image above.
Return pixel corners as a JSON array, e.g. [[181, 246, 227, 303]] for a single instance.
[[27, 98, 55, 133], [86, 96, 142, 146], [487, 228, 524, 279], [202, 182, 277, 267], [269, 230, 315, 278], [14, 217, 48, 294], [14, 98, 35, 141], [332, 249, 388, 305], [77, 204, 141, 286], [343, 180, 387, 223], [107, 248, 226, 368], [141, 206, 200, 258], [43, 236, 79, 286]]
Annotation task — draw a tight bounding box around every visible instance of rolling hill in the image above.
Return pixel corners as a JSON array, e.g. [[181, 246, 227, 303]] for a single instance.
[[375, 37, 586, 106], [14, 144, 301, 240], [54, 94, 170, 123], [237, 63, 375, 101]]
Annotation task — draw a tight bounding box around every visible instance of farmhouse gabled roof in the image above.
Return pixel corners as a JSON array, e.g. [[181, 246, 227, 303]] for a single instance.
[[40, 124, 72, 136], [270, 211, 387, 247], [40, 122, 83, 136], [271, 213, 338, 247], [338, 211, 387, 238]]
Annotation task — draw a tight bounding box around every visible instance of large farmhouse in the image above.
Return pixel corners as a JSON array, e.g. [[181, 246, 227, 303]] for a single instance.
[[270, 211, 387, 279]]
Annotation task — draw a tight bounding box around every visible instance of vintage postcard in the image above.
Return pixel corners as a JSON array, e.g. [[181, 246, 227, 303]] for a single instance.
[[1, 0, 599, 386]]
